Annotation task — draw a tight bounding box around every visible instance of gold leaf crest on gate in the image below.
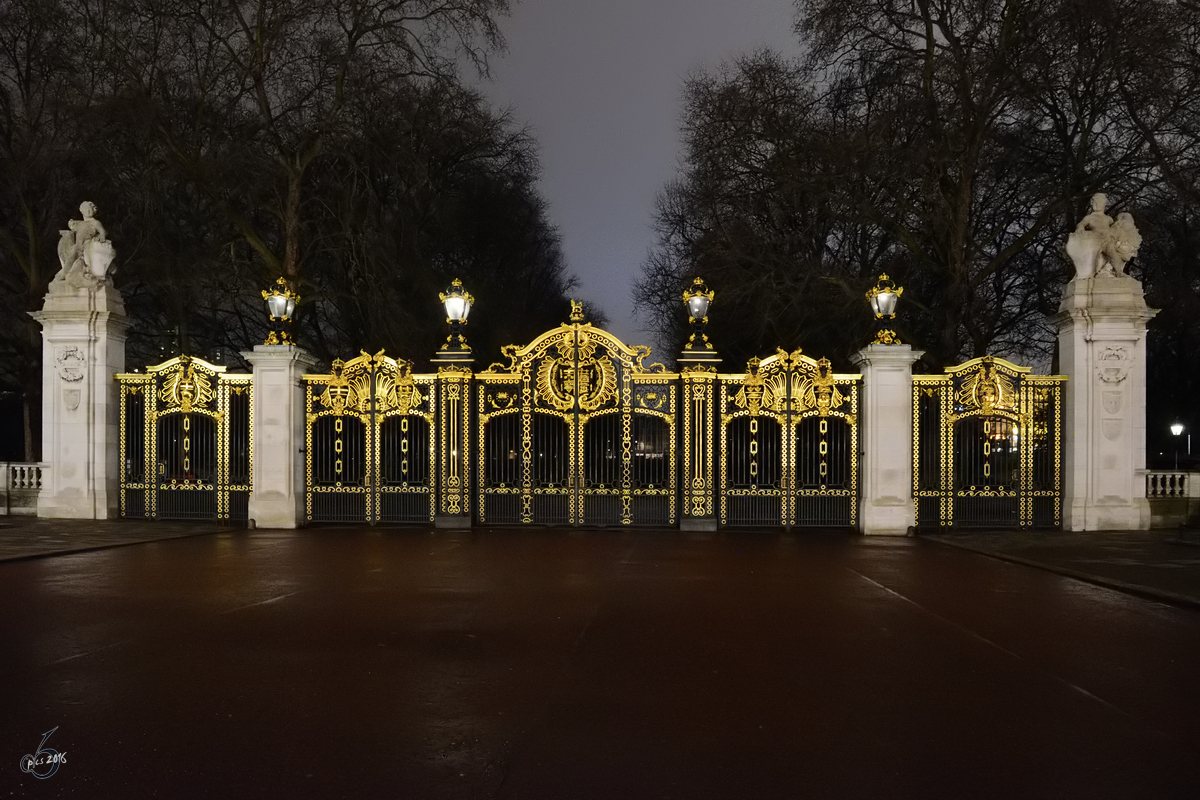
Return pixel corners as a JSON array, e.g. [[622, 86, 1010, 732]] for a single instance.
[[795, 358, 845, 417], [734, 357, 775, 416], [375, 359, 423, 415], [160, 356, 214, 413], [955, 359, 1016, 415], [536, 333, 618, 412], [319, 358, 362, 415]]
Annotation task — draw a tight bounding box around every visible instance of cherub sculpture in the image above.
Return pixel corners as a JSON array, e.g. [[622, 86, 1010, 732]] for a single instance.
[[1065, 193, 1141, 280], [52, 201, 116, 290]]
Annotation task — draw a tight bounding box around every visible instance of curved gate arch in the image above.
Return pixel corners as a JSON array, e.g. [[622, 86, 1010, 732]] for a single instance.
[[476, 311, 678, 526]]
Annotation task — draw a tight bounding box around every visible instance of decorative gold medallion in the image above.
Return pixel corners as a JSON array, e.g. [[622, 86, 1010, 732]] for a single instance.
[[160, 357, 214, 413]]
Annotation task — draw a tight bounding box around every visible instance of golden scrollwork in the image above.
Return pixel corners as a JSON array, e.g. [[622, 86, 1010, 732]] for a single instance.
[[873, 329, 902, 345], [955, 358, 1016, 416], [536, 332, 618, 413], [637, 389, 666, 411], [796, 357, 845, 418], [732, 349, 847, 418], [374, 357, 423, 415], [159, 356, 214, 413], [734, 357, 772, 416], [487, 390, 517, 411], [318, 356, 368, 415]]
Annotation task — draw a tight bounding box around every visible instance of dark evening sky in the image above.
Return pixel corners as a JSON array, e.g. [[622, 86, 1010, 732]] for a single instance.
[[482, 0, 798, 345]]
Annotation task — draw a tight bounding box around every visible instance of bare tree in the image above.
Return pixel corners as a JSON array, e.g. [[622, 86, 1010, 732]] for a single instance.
[[636, 0, 1200, 370]]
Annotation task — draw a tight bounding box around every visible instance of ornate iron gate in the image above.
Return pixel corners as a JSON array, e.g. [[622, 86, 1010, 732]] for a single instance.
[[913, 356, 1065, 529], [117, 355, 252, 521], [719, 350, 861, 528], [303, 352, 436, 524], [476, 313, 678, 526]]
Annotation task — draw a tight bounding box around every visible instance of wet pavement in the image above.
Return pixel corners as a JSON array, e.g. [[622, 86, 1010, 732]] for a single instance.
[[2, 525, 1199, 798], [926, 528, 1200, 607], [0, 516, 229, 562]]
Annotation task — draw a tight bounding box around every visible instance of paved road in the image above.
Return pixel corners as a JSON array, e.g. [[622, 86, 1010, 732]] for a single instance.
[[2, 529, 1198, 798]]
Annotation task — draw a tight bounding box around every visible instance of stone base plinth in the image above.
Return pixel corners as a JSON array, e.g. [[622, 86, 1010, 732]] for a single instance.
[[1063, 498, 1152, 532], [858, 498, 915, 537], [248, 490, 306, 530], [680, 517, 718, 532]]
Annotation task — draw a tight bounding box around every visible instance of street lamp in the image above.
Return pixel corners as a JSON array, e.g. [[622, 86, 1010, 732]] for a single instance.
[[678, 277, 721, 365], [866, 273, 904, 345], [435, 278, 474, 363], [262, 277, 299, 345], [1171, 422, 1187, 469]]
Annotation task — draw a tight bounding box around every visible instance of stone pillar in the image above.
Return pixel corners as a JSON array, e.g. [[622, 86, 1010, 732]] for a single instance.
[[30, 283, 128, 518], [850, 344, 923, 535], [244, 344, 320, 528], [434, 366, 472, 528], [1054, 274, 1154, 530], [680, 366, 719, 530]]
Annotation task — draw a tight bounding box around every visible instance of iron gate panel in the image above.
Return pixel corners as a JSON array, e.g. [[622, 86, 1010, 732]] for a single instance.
[[304, 351, 436, 524], [913, 356, 1064, 529], [720, 349, 860, 528], [117, 355, 252, 522], [476, 315, 677, 526]]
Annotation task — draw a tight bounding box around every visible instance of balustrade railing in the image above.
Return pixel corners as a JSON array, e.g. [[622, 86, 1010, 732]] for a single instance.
[[1142, 470, 1199, 528], [1145, 471, 1197, 498], [2, 462, 43, 516]]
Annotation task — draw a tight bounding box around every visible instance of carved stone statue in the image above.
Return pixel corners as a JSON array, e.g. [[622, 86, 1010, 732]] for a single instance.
[[1066, 193, 1141, 280], [52, 201, 116, 291]]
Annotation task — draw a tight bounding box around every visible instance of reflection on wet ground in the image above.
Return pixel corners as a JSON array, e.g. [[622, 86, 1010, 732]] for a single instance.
[[1, 527, 1199, 798]]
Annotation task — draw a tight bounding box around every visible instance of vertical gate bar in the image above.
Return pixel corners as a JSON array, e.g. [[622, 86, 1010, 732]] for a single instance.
[[621, 365, 632, 526], [304, 380, 314, 522], [1020, 381, 1031, 527], [476, 383, 486, 524], [940, 381, 952, 527], [217, 379, 228, 521], [368, 360, 377, 524], [148, 368, 158, 519], [570, 326, 580, 527], [521, 371, 532, 523]]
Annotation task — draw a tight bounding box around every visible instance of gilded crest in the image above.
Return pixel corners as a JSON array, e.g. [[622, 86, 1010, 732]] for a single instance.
[[488, 390, 517, 411], [160, 356, 214, 412], [956, 360, 1015, 415], [796, 357, 845, 417], [375, 359, 423, 415], [734, 357, 774, 416], [318, 358, 362, 415], [734, 350, 847, 417], [536, 333, 618, 413]]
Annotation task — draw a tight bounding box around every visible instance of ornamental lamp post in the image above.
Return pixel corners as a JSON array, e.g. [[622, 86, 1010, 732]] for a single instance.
[[678, 277, 720, 366], [866, 273, 904, 345], [1171, 422, 1185, 469], [434, 278, 474, 364], [262, 276, 299, 345]]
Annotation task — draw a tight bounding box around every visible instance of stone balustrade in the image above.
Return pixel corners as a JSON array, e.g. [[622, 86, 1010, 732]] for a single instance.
[[2, 462, 44, 516], [1141, 470, 1199, 528]]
